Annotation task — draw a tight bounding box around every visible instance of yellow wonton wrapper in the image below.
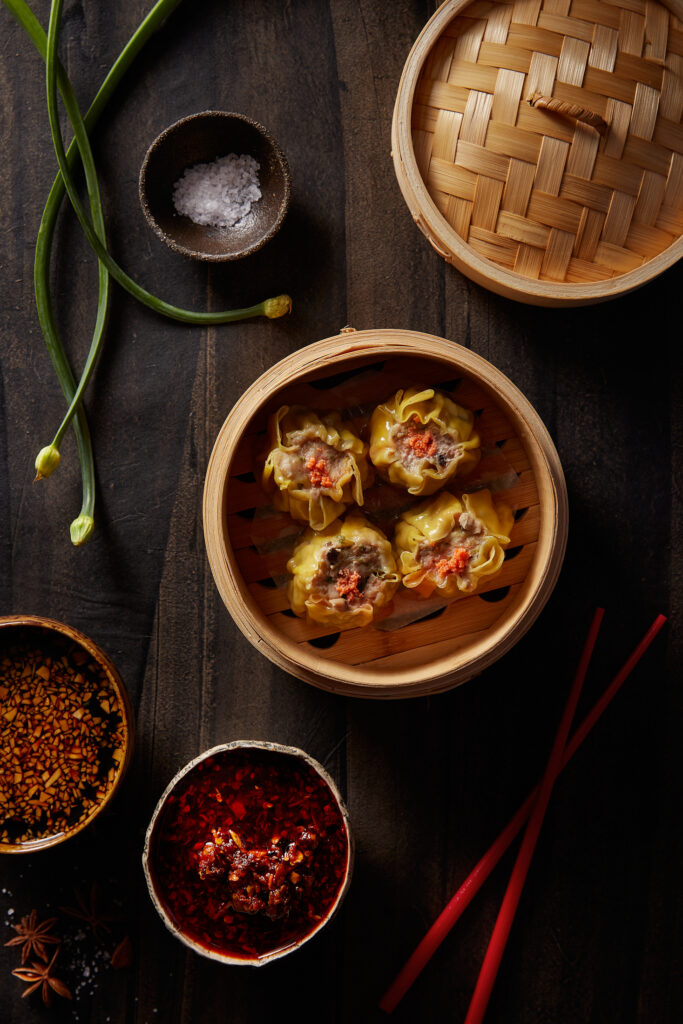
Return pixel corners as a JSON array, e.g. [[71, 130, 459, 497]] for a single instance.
[[369, 387, 481, 496], [394, 490, 513, 599], [261, 406, 373, 530], [287, 515, 400, 630]]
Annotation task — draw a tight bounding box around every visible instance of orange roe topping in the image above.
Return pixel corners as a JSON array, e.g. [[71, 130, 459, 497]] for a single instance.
[[306, 454, 334, 489], [335, 568, 361, 601], [405, 417, 437, 458], [406, 431, 436, 458], [435, 548, 470, 578]]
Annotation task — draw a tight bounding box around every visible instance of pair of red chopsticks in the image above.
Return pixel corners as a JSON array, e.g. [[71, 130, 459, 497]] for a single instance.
[[379, 608, 667, 1019]]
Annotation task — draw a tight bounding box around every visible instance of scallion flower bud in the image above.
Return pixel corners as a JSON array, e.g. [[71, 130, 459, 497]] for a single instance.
[[264, 294, 292, 319], [34, 444, 61, 480], [70, 514, 94, 546]]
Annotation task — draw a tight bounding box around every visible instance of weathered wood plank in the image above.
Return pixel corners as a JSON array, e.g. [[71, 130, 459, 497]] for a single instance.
[[0, 1, 680, 1022]]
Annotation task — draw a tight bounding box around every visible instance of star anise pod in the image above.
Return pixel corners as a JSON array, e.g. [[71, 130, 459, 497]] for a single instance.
[[4, 910, 60, 964], [12, 948, 72, 1007], [59, 882, 118, 941]]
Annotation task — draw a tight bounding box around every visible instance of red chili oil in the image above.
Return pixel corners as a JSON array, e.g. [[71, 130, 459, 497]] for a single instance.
[[149, 748, 349, 960]]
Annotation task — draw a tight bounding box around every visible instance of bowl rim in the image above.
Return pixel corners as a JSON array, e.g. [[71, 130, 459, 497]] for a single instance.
[[391, 0, 683, 307], [203, 328, 569, 698], [138, 109, 292, 262], [142, 740, 354, 966], [0, 614, 134, 854]]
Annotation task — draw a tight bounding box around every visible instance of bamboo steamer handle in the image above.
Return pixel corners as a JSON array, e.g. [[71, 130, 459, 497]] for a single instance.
[[528, 92, 607, 135]]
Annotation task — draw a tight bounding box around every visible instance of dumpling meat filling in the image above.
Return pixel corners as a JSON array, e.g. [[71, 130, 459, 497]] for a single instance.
[[262, 406, 373, 530], [415, 509, 489, 592], [391, 413, 460, 474], [370, 387, 481, 496], [272, 435, 350, 495], [312, 540, 391, 613], [287, 516, 400, 629], [394, 490, 513, 599]]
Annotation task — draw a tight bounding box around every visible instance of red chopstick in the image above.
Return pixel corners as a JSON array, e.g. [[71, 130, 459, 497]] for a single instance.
[[379, 611, 667, 1014], [463, 607, 603, 1024]]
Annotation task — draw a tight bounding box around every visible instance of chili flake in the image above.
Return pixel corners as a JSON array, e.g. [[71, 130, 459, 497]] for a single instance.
[[149, 749, 349, 960], [0, 629, 127, 845]]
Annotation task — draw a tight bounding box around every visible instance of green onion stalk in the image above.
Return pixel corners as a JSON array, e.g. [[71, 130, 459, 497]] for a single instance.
[[3, 0, 291, 544], [45, 0, 291, 326], [4, 0, 120, 542]]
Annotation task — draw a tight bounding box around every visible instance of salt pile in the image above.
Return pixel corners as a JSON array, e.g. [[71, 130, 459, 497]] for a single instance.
[[172, 153, 261, 229]]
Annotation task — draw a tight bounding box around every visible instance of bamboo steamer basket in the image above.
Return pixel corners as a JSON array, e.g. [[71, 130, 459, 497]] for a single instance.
[[392, 0, 683, 305], [203, 329, 568, 698]]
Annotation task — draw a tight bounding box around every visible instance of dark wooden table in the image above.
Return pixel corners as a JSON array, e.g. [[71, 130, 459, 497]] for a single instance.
[[1, 2, 681, 1022]]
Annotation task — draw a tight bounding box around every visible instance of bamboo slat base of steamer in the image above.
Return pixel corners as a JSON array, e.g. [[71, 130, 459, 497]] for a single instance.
[[204, 331, 568, 698]]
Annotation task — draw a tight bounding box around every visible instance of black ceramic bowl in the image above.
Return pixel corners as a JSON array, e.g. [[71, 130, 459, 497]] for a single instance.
[[139, 111, 291, 261]]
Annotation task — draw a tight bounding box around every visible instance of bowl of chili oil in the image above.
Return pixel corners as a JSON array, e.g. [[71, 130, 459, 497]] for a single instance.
[[143, 741, 353, 965]]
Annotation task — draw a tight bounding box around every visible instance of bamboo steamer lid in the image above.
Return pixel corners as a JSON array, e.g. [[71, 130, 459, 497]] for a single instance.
[[203, 329, 568, 699], [392, 0, 683, 305]]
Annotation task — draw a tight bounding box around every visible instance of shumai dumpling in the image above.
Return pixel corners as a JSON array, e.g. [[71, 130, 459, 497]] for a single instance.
[[262, 406, 373, 530], [369, 387, 480, 496], [287, 515, 400, 629], [394, 490, 513, 599]]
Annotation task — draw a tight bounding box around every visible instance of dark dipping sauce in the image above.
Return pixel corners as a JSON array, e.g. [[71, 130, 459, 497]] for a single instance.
[[148, 748, 349, 960]]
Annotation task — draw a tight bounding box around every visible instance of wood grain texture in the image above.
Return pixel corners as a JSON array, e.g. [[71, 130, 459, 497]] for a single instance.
[[0, 1, 681, 1022]]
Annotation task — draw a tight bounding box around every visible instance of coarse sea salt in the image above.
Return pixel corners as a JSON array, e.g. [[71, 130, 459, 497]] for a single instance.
[[172, 153, 261, 229]]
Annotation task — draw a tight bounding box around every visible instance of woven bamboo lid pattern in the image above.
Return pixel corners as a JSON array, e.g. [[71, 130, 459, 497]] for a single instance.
[[393, 0, 683, 305]]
